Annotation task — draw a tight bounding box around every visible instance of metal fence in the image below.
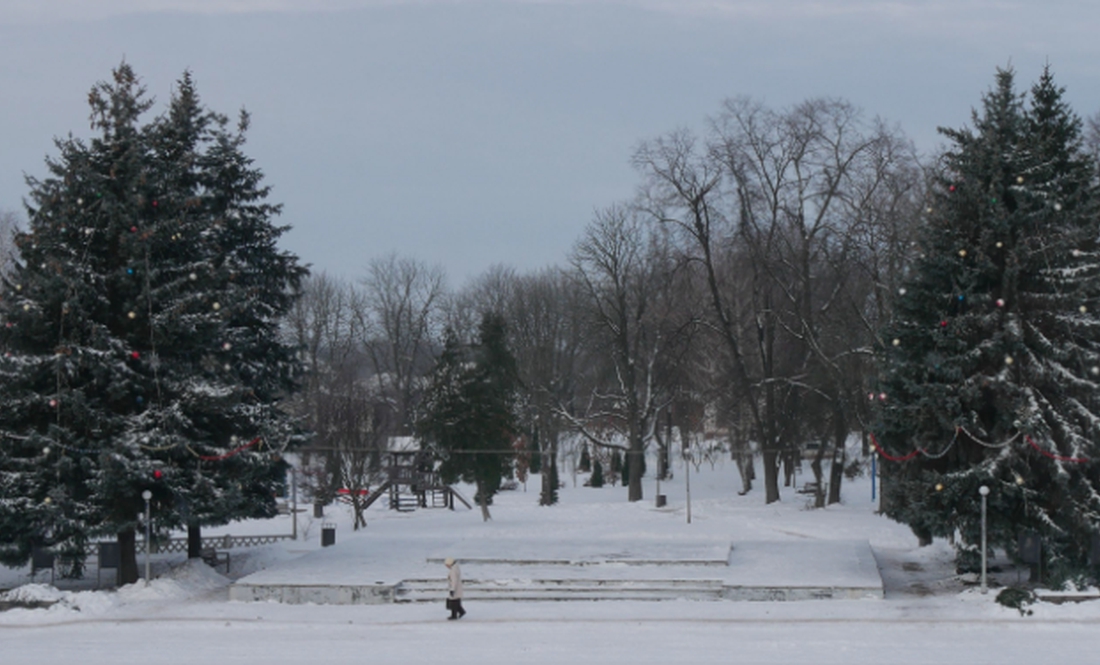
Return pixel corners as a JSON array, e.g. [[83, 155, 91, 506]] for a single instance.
[[141, 533, 294, 554]]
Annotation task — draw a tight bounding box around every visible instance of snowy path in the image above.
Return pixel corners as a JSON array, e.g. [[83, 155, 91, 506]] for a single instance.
[[3, 602, 1100, 665]]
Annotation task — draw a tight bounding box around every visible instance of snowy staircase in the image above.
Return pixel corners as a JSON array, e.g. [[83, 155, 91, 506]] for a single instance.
[[394, 577, 727, 602]]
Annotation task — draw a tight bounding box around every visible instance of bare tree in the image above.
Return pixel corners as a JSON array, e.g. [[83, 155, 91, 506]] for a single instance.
[[634, 98, 922, 505], [360, 253, 447, 434], [284, 273, 369, 509], [567, 205, 687, 502], [505, 268, 586, 505]]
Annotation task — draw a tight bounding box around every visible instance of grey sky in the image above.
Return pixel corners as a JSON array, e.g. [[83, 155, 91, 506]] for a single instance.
[[3, 1, 1100, 284]]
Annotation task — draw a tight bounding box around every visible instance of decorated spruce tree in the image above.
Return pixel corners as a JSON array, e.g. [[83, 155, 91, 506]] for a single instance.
[[0, 64, 307, 583], [875, 67, 1100, 581], [417, 312, 519, 521]]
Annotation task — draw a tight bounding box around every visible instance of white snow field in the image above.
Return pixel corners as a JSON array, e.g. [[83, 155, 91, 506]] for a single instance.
[[4, 456, 1100, 664]]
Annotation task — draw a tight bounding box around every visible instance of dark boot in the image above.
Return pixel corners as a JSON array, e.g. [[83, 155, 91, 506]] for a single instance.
[[457, 600, 466, 618]]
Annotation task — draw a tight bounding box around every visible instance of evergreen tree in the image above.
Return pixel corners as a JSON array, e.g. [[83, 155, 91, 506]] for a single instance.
[[0, 65, 307, 582], [875, 67, 1100, 581], [528, 440, 542, 475], [589, 459, 604, 488], [418, 312, 520, 521], [610, 449, 622, 486]]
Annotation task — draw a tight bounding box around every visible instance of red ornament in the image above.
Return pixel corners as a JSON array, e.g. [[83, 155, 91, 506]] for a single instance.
[[152, 200, 158, 207], [949, 185, 956, 192], [130, 226, 137, 233], [153, 469, 162, 480], [131, 351, 140, 359], [940, 320, 948, 328]]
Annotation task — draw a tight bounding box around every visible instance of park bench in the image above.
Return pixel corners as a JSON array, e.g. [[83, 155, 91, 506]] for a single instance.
[[797, 481, 828, 495], [201, 547, 230, 573]]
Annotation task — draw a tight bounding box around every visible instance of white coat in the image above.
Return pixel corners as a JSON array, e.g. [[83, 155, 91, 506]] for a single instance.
[[447, 562, 464, 599]]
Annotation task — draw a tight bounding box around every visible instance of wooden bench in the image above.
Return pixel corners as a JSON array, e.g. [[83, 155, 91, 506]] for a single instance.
[[201, 548, 230, 573], [797, 481, 828, 495]]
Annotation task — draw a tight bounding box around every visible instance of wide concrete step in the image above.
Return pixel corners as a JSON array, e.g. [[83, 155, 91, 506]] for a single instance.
[[394, 577, 727, 602]]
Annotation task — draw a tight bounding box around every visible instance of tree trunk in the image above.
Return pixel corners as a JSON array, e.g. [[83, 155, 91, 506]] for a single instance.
[[118, 527, 139, 585], [476, 479, 492, 521], [187, 524, 202, 559], [737, 443, 754, 495], [764, 449, 781, 503], [540, 429, 559, 506], [811, 444, 826, 509], [828, 439, 845, 506], [627, 443, 644, 502], [352, 498, 367, 530], [783, 450, 796, 487], [913, 525, 933, 547]]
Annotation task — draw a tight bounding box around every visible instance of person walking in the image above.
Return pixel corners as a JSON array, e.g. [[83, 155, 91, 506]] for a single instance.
[[444, 557, 465, 620]]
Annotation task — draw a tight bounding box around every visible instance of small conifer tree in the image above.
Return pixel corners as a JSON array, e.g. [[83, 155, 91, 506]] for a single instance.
[[590, 459, 604, 488]]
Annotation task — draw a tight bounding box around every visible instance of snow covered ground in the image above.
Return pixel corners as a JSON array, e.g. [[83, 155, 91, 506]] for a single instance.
[[4, 455, 1100, 664]]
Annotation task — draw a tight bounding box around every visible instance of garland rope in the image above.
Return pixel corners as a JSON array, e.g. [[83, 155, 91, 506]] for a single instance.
[[870, 430, 1089, 464]]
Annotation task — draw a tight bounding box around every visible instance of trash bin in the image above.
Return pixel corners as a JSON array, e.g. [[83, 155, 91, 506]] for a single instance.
[[656, 494, 667, 508], [322, 522, 336, 547], [313, 501, 324, 519]]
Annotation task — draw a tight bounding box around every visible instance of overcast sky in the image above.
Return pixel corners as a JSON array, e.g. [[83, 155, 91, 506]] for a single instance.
[[3, 1, 1100, 285]]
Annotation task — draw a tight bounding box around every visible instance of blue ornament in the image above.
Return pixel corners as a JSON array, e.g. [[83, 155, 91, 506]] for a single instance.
[[958, 295, 965, 301], [127, 268, 135, 275], [136, 395, 144, 405]]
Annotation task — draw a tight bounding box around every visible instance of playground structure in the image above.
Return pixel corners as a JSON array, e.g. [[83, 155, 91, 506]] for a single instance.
[[363, 451, 471, 512]]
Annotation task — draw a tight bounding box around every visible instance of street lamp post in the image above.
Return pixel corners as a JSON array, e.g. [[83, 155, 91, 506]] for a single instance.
[[142, 489, 152, 585], [979, 485, 990, 594]]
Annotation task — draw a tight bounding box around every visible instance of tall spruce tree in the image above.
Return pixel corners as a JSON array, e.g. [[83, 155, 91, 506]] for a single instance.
[[0, 64, 307, 583], [875, 68, 1100, 581], [417, 313, 519, 521]]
